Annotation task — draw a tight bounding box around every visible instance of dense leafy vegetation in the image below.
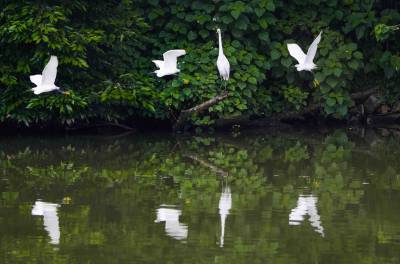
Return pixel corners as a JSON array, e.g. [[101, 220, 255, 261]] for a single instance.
[[0, 0, 399, 128]]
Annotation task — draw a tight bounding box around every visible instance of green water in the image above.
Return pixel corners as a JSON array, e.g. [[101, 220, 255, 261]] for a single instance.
[[1, 129, 400, 263]]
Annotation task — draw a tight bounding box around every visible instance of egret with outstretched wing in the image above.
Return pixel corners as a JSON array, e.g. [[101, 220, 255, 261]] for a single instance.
[[152, 50, 186, 77], [30, 56, 62, 95], [287, 32, 322, 72]]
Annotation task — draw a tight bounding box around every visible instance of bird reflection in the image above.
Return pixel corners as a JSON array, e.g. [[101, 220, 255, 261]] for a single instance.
[[289, 195, 324, 237], [218, 186, 232, 247], [31, 201, 61, 244], [155, 206, 188, 241]]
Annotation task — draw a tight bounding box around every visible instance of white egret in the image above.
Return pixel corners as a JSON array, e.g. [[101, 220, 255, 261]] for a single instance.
[[218, 186, 232, 247], [289, 194, 324, 237], [287, 31, 322, 72], [155, 205, 188, 240], [216, 28, 230, 89], [31, 201, 61, 244], [30, 56, 62, 95], [152, 50, 186, 77]]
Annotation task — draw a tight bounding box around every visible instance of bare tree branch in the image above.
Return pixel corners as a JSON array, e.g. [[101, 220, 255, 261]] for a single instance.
[[173, 91, 229, 131]]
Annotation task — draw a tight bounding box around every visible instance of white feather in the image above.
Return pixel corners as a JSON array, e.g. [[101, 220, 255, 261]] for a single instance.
[[287, 44, 306, 64], [152, 60, 164, 69], [163, 50, 186, 69], [41, 56, 58, 85], [29, 74, 42, 86], [153, 50, 186, 77], [305, 31, 322, 64]]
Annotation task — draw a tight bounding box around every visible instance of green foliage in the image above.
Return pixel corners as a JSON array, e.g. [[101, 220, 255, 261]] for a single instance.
[[374, 23, 399, 42], [0, 0, 399, 127], [282, 86, 308, 110], [0, 0, 149, 126]]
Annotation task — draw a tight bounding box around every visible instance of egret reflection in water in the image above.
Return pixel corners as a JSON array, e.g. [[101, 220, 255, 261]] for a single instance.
[[289, 195, 324, 237], [155, 206, 188, 241], [218, 185, 232, 247], [31, 201, 61, 245]]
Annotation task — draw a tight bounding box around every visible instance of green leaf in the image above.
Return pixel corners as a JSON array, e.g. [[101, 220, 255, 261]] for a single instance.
[[231, 10, 241, 19], [183, 88, 191, 96], [348, 60, 359, 70], [221, 16, 233, 24], [248, 77, 257, 85], [281, 57, 292, 67], [326, 76, 339, 87], [199, 30, 209, 38], [235, 17, 248, 30], [254, 8, 265, 17], [333, 68, 342, 77], [266, 1, 276, 11], [326, 97, 336, 107], [188, 31, 197, 41], [353, 51, 363, 59], [258, 32, 269, 42], [271, 49, 280, 60], [259, 19, 268, 29], [315, 72, 326, 82]]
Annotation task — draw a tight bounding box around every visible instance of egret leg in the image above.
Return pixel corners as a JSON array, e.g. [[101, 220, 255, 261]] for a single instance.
[[219, 81, 224, 91], [310, 71, 318, 89], [223, 81, 228, 94]]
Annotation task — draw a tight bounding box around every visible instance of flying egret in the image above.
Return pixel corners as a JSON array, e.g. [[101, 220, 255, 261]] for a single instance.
[[287, 31, 322, 72], [289, 194, 324, 237], [152, 50, 186, 78], [31, 201, 61, 244], [30, 56, 65, 95], [216, 28, 230, 89], [218, 186, 232, 247], [155, 205, 188, 240]]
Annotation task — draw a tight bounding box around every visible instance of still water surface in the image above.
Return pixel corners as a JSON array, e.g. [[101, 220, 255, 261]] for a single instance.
[[1, 129, 400, 263]]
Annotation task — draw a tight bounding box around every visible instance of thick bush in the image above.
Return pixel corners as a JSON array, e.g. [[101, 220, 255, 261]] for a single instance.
[[0, 0, 399, 127]]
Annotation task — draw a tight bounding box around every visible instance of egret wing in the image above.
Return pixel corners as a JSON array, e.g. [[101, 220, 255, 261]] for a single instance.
[[152, 60, 164, 69], [305, 32, 322, 64], [41, 56, 58, 85], [163, 49, 186, 69], [287, 44, 306, 64], [217, 55, 230, 81], [29, 74, 42, 86]]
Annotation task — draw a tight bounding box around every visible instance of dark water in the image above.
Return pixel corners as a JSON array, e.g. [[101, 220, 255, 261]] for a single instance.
[[1, 129, 400, 263]]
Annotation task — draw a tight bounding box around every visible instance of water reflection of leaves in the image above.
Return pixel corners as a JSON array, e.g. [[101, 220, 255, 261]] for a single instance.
[[1, 130, 400, 262]]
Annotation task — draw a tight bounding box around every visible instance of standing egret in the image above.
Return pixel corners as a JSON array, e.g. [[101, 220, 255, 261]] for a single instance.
[[30, 56, 63, 95], [216, 28, 230, 90], [287, 31, 322, 72], [152, 50, 186, 77], [218, 186, 232, 247], [31, 201, 61, 245]]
